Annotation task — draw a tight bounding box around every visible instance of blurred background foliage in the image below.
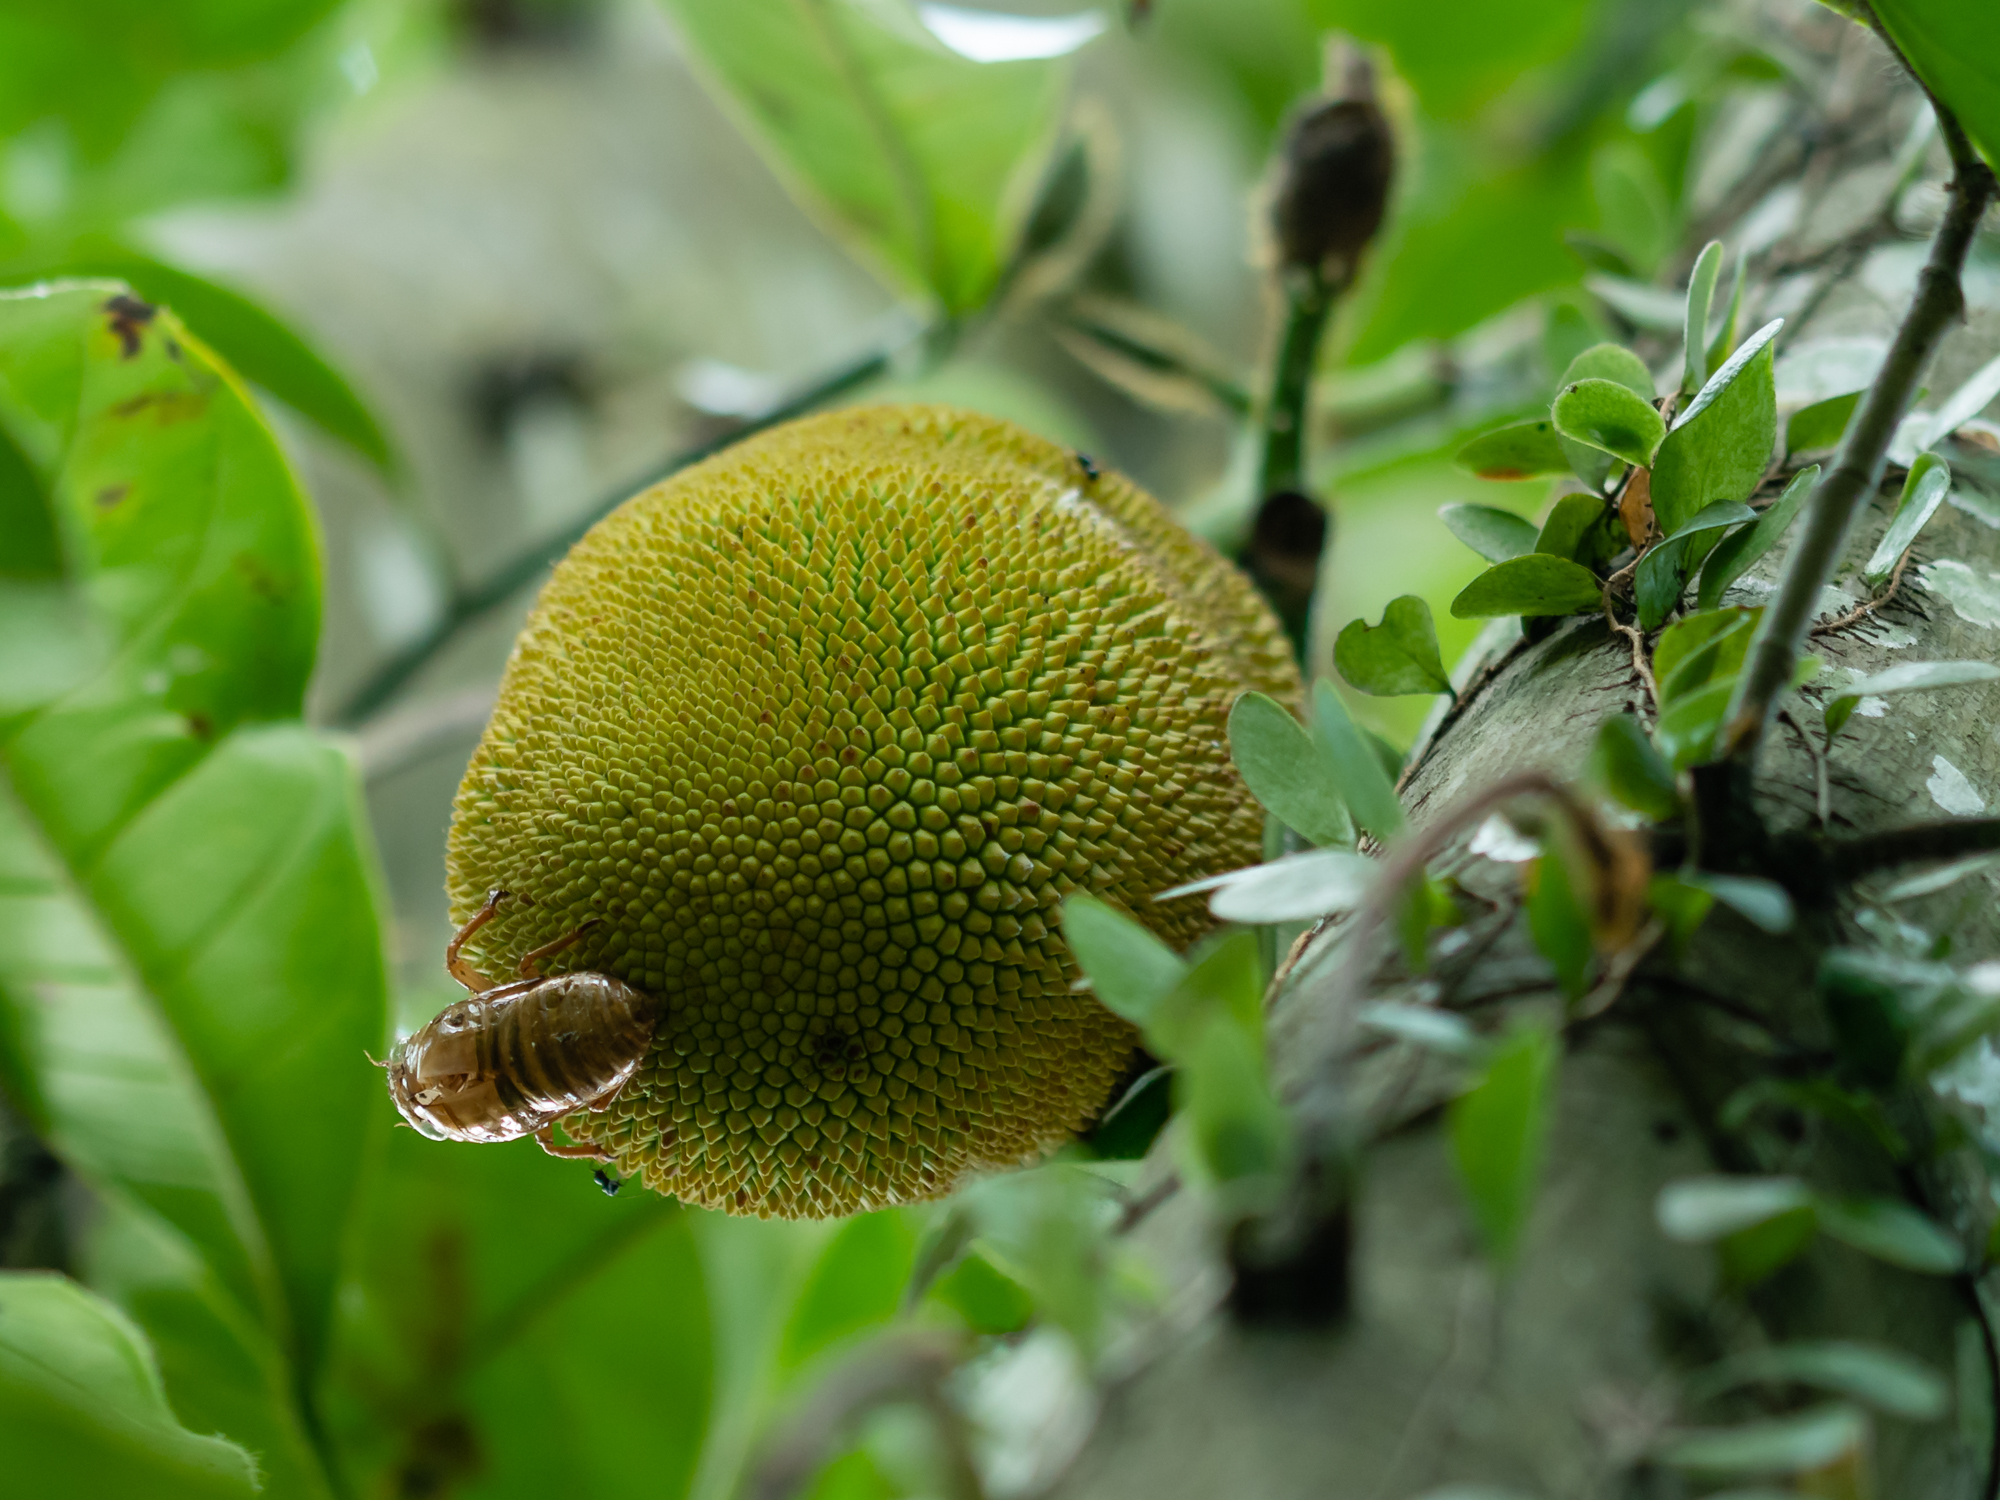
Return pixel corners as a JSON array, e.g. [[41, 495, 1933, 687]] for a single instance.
[[0, 0, 1952, 1496]]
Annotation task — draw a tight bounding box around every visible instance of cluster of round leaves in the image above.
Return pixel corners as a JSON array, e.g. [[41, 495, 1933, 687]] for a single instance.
[[446, 405, 1300, 1217]]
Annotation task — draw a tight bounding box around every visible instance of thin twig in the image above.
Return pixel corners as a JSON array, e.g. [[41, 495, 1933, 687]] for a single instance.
[[744, 1329, 981, 1500], [332, 328, 933, 726], [1810, 547, 1913, 636], [1601, 561, 1660, 712], [1720, 97, 1996, 761], [1776, 707, 1830, 830]]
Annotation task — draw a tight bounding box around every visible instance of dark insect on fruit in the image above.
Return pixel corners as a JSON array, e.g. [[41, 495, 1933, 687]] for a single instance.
[[378, 890, 661, 1161], [1075, 450, 1101, 481], [593, 1168, 621, 1197]]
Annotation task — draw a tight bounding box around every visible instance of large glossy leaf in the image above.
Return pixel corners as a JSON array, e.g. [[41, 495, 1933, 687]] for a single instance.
[[0, 245, 397, 475], [659, 0, 1071, 313], [324, 1123, 719, 1500], [0, 1271, 258, 1500], [79, 1192, 333, 1500], [0, 283, 385, 1462], [1649, 320, 1782, 535], [1871, 0, 2000, 172]]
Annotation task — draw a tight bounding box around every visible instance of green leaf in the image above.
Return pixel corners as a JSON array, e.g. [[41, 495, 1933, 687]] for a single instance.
[[1534, 491, 1623, 571], [0, 285, 385, 1406], [1526, 850, 1592, 998], [1552, 376, 1665, 467], [659, 0, 1070, 313], [1553, 343, 1653, 489], [1585, 273, 1686, 332], [1863, 450, 1951, 588], [327, 1123, 713, 1500], [1179, 1009, 1289, 1191], [1647, 874, 1715, 953], [1704, 251, 1746, 375], [1650, 319, 1781, 535], [1357, 1002, 1486, 1060], [930, 1252, 1033, 1335], [1227, 692, 1355, 848], [1450, 1024, 1560, 1264], [1692, 1341, 1950, 1422], [1654, 677, 1736, 771], [1824, 659, 2000, 738], [1785, 391, 1860, 456], [1681, 873, 1793, 934], [1656, 1403, 1868, 1476], [1311, 682, 1405, 841], [1721, 1205, 1820, 1288], [1060, 892, 1188, 1031], [1682, 240, 1724, 394], [1158, 848, 1374, 926], [1453, 419, 1573, 480], [1815, 1195, 1963, 1275], [1590, 141, 1671, 274], [0, 419, 60, 579], [1922, 351, 2000, 448], [78, 1195, 333, 1500], [781, 1211, 917, 1370], [1558, 342, 1656, 401], [1334, 595, 1451, 698], [1439, 501, 1539, 561], [0, 1272, 258, 1500], [1657, 1175, 1813, 1241], [1654, 607, 1757, 703], [1870, 0, 2000, 172], [1634, 501, 1758, 632], [1697, 465, 1817, 610], [19, 246, 397, 475], [1588, 715, 1678, 822], [1450, 554, 1604, 619]]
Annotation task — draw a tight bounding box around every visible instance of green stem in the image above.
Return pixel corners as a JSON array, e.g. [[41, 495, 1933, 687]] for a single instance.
[[332, 329, 935, 727], [1256, 267, 1339, 501], [1718, 102, 1996, 763]]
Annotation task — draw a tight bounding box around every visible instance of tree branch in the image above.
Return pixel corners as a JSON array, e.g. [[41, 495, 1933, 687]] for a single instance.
[[1827, 818, 2000, 880], [330, 331, 929, 726], [1718, 99, 1996, 762]]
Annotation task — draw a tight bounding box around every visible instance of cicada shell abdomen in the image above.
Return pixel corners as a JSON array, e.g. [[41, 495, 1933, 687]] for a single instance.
[[388, 973, 658, 1144]]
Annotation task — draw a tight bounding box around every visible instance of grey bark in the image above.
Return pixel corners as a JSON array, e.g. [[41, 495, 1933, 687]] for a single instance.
[[1046, 18, 2000, 1500]]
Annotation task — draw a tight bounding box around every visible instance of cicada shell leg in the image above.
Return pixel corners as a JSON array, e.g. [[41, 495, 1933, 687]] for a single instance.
[[446, 888, 510, 994], [536, 1120, 613, 1161], [518, 917, 603, 979]]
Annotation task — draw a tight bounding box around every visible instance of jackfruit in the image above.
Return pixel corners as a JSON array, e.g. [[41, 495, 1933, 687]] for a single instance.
[[446, 404, 1301, 1217]]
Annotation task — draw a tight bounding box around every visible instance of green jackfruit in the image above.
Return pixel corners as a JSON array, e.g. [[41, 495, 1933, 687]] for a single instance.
[[446, 404, 1300, 1216]]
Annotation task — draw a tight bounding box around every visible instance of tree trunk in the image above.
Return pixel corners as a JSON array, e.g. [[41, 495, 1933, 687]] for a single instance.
[[1043, 18, 2000, 1500]]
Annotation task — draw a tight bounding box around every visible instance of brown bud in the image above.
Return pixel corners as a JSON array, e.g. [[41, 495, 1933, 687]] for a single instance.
[[1270, 65, 1394, 281]]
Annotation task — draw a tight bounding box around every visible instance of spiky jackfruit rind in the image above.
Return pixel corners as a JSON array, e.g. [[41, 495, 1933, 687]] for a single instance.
[[447, 405, 1302, 1217]]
